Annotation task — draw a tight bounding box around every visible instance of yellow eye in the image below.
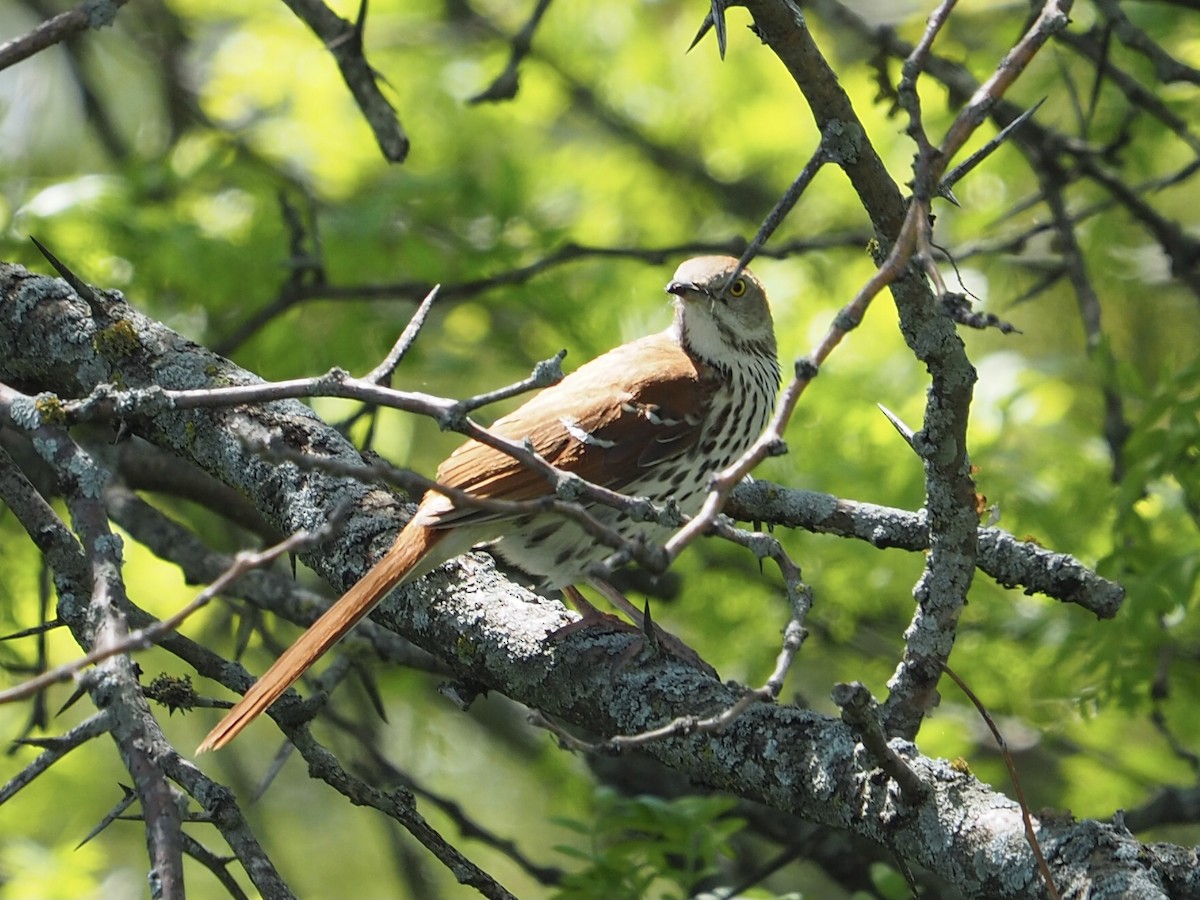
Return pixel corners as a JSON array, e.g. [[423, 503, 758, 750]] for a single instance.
[[728, 278, 747, 298]]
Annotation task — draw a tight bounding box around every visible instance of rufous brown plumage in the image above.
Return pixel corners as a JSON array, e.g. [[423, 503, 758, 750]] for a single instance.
[[197, 256, 779, 752]]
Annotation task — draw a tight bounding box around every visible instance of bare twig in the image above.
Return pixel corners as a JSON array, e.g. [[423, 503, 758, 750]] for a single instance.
[[214, 235, 869, 354], [0, 710, 112, 803], [180, 832, 252, 900], [469, 0, 555, 103], [0, 0, 129, 72], [724, 127, 838, 291], [288, 728, 519, 899], [363, 285, 442, 385], [0, 492, 348, 705], [942, 664, 1060, 900], [1093, 0, 1200, 85], [320, 707, 567, 885], [277, 0, 408, 162]]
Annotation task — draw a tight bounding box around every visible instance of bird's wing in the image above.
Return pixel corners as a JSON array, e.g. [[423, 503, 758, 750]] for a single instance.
[[417, 332, 719, 528]]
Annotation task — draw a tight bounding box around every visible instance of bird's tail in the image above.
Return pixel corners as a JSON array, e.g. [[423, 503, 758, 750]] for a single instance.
[[196, 521, 444, 753]]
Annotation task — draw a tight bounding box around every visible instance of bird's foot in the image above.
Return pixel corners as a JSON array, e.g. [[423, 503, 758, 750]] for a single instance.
[[555, 585, 717, 678]]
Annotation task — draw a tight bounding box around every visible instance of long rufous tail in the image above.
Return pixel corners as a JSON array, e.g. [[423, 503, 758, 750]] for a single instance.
[[196, 521, 445, 752]]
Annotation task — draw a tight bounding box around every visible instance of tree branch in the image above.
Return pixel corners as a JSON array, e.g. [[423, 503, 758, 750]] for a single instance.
[[0, 261, 1171, 897]]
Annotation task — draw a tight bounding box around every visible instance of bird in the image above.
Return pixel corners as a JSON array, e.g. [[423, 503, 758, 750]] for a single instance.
[[197, 255, 780, 752]]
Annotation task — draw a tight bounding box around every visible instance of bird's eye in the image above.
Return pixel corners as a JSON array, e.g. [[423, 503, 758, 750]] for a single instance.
[[728, 278, 747, 298]]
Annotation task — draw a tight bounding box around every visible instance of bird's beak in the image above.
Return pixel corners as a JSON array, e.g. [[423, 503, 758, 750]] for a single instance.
[[666, 279, 702, 299]]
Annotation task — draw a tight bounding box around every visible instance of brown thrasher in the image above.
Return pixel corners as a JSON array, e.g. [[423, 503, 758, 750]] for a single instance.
[[197, 256, 779, 752]]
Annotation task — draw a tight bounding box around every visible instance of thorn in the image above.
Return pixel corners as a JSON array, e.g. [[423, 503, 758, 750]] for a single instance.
[[687, 12, 713, 53], [30, 237, 102, 312], [77, 784, 136, 848], [0, 619, 65, 641], [941, 98, 1046, 195], [877, 404, 918, 455], [687, 1, 727, 59], [641, 599, 659, 651], [56, 682, 89, 716], [937, 184, 962, 207]]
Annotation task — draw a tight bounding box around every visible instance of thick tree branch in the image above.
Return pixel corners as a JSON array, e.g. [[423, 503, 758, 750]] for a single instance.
[[727, 480, 1123, 618]]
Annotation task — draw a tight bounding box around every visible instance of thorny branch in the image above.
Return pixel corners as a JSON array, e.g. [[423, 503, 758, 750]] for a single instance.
[[0, 466, 349, 705], [469, 0, 555, 103], [278, 0, 408, 162], [0, 382, 186, 896], [0, 0, 1173, 894]]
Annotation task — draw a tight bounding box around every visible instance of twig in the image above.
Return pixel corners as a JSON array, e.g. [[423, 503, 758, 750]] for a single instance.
[[278, 0, 409, 162], [321, 707, 566, 885], [1093, 0, 1200, 85], [0, 710, 112, 803], [214, 234, 870, 354], [104, 484, 443, 678], [0, 0, 129, 72], [0, 502, 350, 705], [941, 664, 1060, 900], [363, 285, 442, 384], [180, 832, 252, 900], [288, 728, 519, 899], [246, 433, 674, 576], [832, 682, 928, 802], [724, 128, 837, 291], [469, 0, 555, 103]]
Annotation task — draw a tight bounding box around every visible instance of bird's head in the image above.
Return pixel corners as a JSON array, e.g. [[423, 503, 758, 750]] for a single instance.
[[665, 255, 776, 364]]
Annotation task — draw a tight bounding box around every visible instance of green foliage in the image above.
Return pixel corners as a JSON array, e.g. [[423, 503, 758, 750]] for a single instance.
[[551, 789, 745, 900], [1092, 356, 1200, 708]]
